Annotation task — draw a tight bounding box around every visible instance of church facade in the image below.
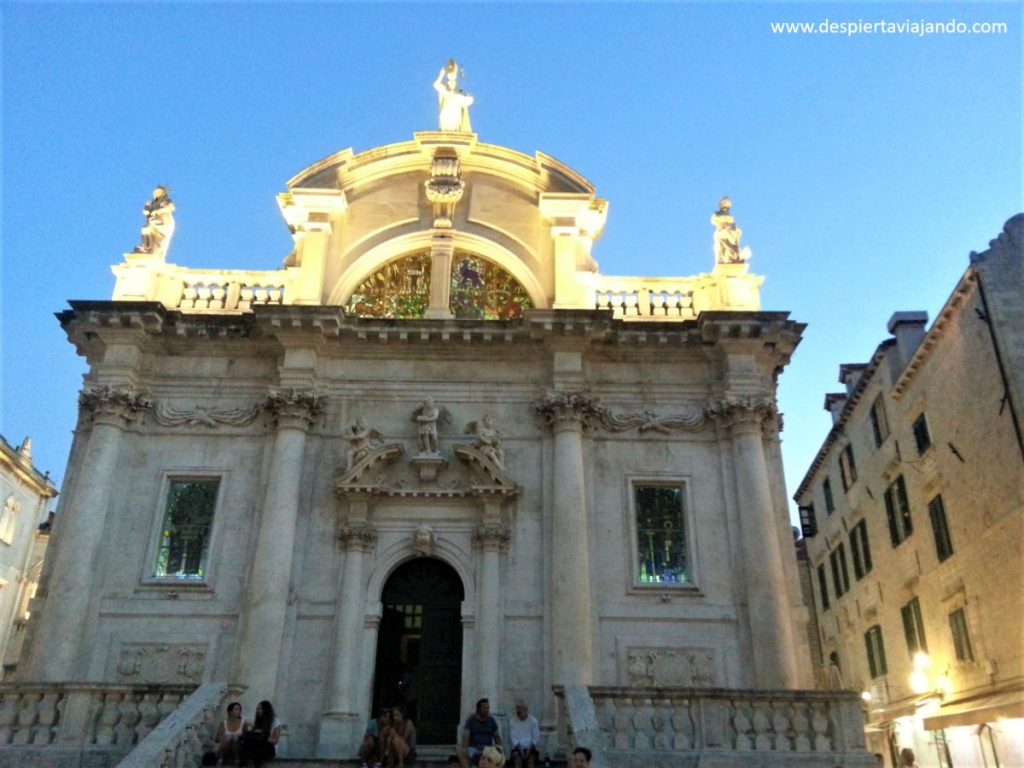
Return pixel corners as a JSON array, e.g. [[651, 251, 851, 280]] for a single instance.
[[13, 75, 865, 763]]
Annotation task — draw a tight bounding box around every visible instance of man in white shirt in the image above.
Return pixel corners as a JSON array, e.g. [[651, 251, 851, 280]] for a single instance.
[[509, 701, 540, 768]]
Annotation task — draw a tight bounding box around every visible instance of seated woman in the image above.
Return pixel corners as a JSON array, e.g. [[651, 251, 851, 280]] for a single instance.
[[239, 700, 281, 767], [480, 745, 506, 768], [383, 706, 416, 768], [214, 701, 248, 766], [359, 707, 391, 767]]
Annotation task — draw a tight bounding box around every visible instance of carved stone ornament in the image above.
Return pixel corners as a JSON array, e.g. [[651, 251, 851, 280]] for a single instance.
[[625, 647, 716, 687], [704, 396, 776, 428], [411, 524, 435, 556], [425, 149, 465, 227], [473, 523, 510, 551], [264, 388, 326, 427], [535, 391, 604, 430], [153, 401, 260, 427], [337, 523, 378, 552], [411, 397, 452, 455], [79, 385, 152, 425], [115, 643, 206, 684], [537, 391, 707, 434]]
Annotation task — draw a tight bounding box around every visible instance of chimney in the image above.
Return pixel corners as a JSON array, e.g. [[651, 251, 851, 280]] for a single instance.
[[887, 311, 929, 372], [824, 393, 847, 425]]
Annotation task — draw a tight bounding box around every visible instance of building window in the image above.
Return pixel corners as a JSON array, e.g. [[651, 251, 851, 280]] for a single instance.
[[799, 503, 817, 538], [884, 475, 913, 547], [928, 494, 954, 562], [949, 608, 974, 662], [869, 394, 890, 447], [864, 625, 888, 678], [850, 519, 873, 579], [901, 597, 928, 657], [839, 444, 857, 491], [154, 479, 219, 580], [823, 477, 835, 514], [830, 544, 851, 597], [912, 413, 932, 455], [634, 484, 689, 584], [817, 564, 830, 611]]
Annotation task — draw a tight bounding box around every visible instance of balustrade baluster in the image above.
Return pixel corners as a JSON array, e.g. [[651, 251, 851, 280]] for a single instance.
[[0, 693, 21, 745]]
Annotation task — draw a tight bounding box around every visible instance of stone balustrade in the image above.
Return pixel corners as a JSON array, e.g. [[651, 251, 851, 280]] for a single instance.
[[593, 278, 697, 320], [0, 682, 201, 766], [555, 685, 876, 768], [116, 682, 226, 768], [177, 272, 289, 310]]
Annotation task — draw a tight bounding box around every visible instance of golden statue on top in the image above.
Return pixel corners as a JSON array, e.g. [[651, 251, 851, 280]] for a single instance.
[[710, 196, 751, 264], [433, 58, 474, 132]]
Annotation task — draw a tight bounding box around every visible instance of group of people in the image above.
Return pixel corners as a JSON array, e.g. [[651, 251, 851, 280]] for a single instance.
[[208, 700, 282, 767], [359, 696, 580, 768], [359, 705, 418, 768]]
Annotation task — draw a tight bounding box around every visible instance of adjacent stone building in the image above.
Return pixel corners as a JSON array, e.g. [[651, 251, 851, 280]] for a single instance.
[[795, 215, 1024, 768], [8, 71, 874, 766], [0, 436, 55, 678]]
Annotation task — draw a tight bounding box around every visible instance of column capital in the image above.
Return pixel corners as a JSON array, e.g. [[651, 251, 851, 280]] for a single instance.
[[79, 385, 152, 428], [337, 523, 378, 552], [264, 388, 327, 429], [535, 391, 603, 432], [474, 524, 510, 552], [705, 396, 776, 433]]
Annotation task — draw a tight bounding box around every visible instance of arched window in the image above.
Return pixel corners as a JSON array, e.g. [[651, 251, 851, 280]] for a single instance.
[[346, 251, 533, 320]]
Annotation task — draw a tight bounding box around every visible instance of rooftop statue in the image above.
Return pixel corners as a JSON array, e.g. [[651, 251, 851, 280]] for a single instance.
[[710, 196, 751, 264], [133, 185, 176, 258], [433, 58, 473, 132]]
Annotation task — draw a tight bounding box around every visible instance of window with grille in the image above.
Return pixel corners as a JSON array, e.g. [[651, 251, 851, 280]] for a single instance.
[[154, 479, 219, 580], [884, 475, 913, 547], [634, 484, 689, 585]]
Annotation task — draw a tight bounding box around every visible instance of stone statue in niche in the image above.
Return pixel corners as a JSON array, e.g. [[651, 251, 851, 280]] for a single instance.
[[134, 186, 176, 258], [412, 397, 451, 455], [710, 196, 751, 264], [412, 524, 435, 556], [464, 415, 505, 468], [434, 58, 474, 132], [344, 417, 385, 470]]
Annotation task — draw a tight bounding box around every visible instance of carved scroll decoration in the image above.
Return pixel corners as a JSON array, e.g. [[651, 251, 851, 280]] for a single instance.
[[153, 401, 260, 427]]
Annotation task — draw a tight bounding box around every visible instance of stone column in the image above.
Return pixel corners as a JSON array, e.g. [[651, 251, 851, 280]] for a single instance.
[[474, 519, 509, 702], [318, 517, 377, 757], [425, 234, 455, 319], [234, 389, 324, 703], [27, 386, 150, 681], [536, 393, 598, 686], [714, 398, 798, 689]]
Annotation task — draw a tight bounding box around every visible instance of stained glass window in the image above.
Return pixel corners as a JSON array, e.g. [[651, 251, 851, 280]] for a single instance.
[[345, 251, 532, 320], [154, 479, 218, 580], [449, 253, 532, 320], [635, 485, 689, 584], [346, 253, 432, 319]]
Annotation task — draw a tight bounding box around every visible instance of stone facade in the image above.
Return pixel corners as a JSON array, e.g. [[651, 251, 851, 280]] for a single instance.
[[795, 215, 1024, 768], [18, 123, 834, 763], [0, 436, 55, 679]]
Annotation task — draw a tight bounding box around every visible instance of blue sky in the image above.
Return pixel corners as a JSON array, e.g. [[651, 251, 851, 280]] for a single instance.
[[2, 2, 1021, 523]]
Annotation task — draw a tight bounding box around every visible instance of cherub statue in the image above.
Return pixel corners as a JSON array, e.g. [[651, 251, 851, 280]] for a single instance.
[[710, 196, 751, 264], [134, 185, 176, 258], [344, 417, 383, 470], [465, 415, 504, 468], [411, 397, 451, 454], [433, 58, 474, 132]]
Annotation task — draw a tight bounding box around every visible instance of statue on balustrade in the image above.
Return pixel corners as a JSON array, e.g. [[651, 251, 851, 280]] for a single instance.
[[134, 185, 176, 258], [710, 196, 751, 264], [434, 58, 474, 132]]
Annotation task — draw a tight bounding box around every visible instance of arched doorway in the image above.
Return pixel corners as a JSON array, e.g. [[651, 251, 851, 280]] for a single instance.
[[373, 557, 464, 744]]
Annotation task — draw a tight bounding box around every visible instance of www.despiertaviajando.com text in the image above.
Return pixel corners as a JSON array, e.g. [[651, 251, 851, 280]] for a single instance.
[[770, 18, 1008, 37]]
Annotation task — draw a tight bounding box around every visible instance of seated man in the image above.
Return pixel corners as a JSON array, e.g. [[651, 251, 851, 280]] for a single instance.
[[459, 698, 501, 768], [508, 701, 540, 768]]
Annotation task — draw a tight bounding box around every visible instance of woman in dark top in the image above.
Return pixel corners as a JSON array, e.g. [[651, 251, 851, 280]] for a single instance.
[[239, 700, 281, 767]]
